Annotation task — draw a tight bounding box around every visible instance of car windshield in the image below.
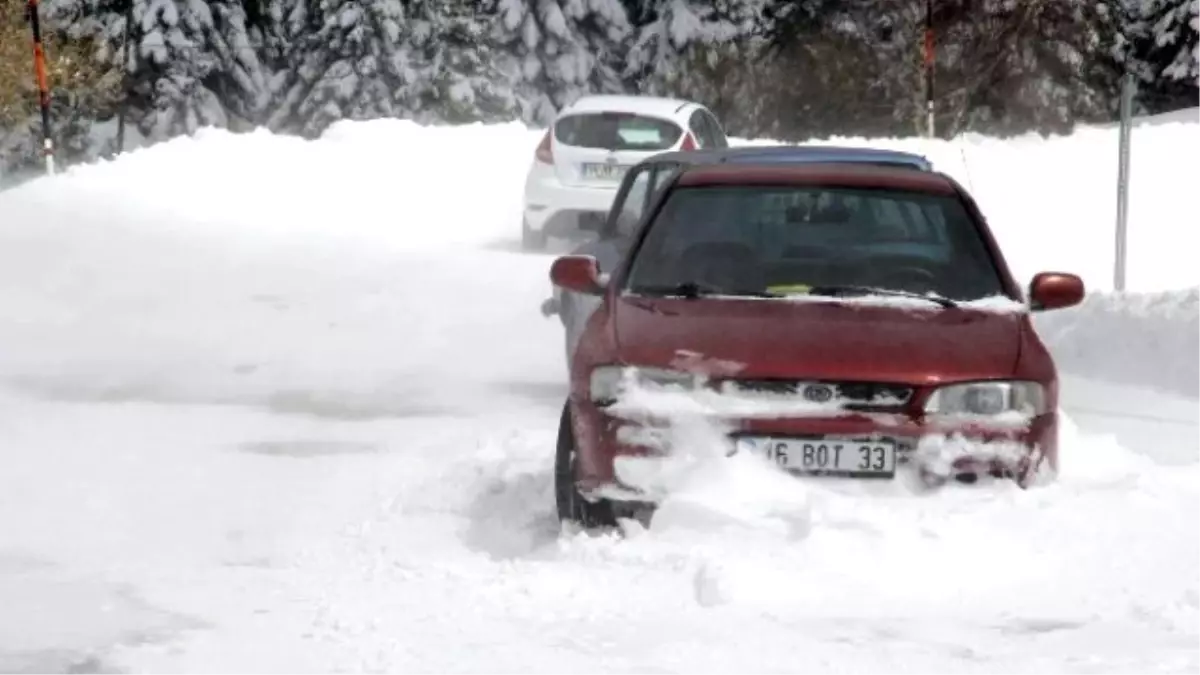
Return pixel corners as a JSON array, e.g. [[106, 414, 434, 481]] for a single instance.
[[623, 185, 1008, 302], [554, 113, 683, 151]]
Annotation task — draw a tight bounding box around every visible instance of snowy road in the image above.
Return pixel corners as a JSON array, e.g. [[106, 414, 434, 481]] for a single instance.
[[0, 119, 1197, 672]]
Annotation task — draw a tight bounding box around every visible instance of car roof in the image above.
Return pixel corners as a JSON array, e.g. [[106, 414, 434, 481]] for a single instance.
[[674, 163, 958, 196], [559, 94, 698, 119], [640, 144, 934, 171]]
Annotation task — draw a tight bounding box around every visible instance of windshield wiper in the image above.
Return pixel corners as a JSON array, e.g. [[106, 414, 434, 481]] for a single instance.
[[632, 281, 781, 300], [805, 284, 958, 309]]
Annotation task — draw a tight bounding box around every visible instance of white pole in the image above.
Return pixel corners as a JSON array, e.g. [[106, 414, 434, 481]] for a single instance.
[[44, 138, 55, 175], [1114, 72, 1135, 292]]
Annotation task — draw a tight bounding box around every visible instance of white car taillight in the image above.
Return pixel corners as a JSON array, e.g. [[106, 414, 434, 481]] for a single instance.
[[535, 131, 553, 164], [679, 132, 697, 151]]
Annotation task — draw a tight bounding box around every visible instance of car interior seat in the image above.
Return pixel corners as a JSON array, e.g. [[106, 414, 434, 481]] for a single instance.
[[676, 241, 764, 292]]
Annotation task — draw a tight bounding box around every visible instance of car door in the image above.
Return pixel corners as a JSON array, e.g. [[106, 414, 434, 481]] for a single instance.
[[559, 160, 682, 363]]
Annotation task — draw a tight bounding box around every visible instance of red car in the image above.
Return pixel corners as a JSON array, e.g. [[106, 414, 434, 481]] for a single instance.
[[549, 162, 1085, 527]]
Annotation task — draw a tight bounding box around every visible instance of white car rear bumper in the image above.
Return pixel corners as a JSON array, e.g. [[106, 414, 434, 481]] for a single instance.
[[523, 165, 620, 236]]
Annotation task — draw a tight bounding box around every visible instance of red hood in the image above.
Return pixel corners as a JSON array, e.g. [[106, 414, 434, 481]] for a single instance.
[[611, 295, 1025, 385]]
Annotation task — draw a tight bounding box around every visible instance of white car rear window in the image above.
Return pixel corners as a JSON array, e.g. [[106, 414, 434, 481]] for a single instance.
[[554, 113, 683, 151]]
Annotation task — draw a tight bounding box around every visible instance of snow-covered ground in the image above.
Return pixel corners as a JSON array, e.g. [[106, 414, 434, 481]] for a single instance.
[[0, 114, 1196, 673]]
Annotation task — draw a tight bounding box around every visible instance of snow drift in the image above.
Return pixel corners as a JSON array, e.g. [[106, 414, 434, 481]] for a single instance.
[[1035, 288, 1200, 398]]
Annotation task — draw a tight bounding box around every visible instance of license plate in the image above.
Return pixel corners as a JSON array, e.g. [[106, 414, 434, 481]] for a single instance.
[[736, 436, 897, 477], [582, 163, 627, 181]]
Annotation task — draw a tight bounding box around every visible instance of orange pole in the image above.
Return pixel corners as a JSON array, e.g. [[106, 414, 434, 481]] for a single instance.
[[27, 0, 55, 173]]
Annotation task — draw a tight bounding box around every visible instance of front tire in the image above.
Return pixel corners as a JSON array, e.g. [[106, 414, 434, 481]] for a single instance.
[[554, 401, 615, 529]]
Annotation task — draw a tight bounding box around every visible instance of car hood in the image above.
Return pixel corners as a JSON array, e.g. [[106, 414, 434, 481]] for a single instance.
[[612, 295, 1025, 384]]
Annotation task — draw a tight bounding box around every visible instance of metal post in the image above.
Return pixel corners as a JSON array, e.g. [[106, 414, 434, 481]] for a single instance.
[[924, 0, 935, 138], [1114, 71, 1135, 292], [26, 0, 55, 175], [115, 0, 133, 154]]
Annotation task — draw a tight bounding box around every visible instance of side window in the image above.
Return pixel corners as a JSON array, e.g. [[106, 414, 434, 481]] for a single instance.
[[613, 169, 653, 237], [703, 110, 728, 148], [688, 110, 717, 148], [648, 162, 681, 199]]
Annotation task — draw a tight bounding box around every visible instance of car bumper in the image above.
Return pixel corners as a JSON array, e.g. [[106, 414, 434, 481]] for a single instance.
[[523, 172, 618, 235], [570, 402, 1058, 500]]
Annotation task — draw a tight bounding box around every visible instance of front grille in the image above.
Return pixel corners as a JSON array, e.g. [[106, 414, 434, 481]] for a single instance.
[[719, 378, 914, 411]]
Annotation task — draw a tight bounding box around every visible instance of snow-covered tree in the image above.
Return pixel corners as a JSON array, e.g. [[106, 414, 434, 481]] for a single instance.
[[2, 0, 123, 174], [745, 0, 1124, 139], [12, 0, 1192, 161], [123, 0, 267, 137], [929, 0, 1123, 136], [751, 0, 909, 138], [265, 0, 521, 137], [403, 0, 520, 124], [44, 0, 270, 139], [265, 0, 417, 137], [489, 0, 632, 124], [625, 0, 760, 93], [1138, 0, 1199, 82]]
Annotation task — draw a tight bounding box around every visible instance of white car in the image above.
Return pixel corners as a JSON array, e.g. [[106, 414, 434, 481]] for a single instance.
[[520, 94, 729, 250]]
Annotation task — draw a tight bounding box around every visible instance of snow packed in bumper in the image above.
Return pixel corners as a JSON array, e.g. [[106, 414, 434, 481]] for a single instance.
[[576, 365, 1054, 500]]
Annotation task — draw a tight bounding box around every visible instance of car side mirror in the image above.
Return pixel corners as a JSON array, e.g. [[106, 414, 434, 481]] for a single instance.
[[550, 255, 604, 295], [1028, 272, 1085, 311]]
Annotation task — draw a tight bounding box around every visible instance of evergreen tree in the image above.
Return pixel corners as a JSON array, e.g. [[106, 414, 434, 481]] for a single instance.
[[124, 0, 267, 137], [754, 0, 1125, 139], [265, 0, 521, 137], [1141, 0, 1198, 81], [489, 0, 632, 124], [405, 0, 520, 124], [265, 0, 415, 137], [1129, 0, 1198, 112], [756, 0, 910, 138], [4, 0, 122, 173], [932, 0, 1124, 137], [625, 0, 760, 92], [11, 0, 1193, 161]]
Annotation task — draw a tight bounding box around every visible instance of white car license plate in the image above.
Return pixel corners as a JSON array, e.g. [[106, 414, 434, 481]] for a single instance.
[[736, 436, 896, 477], [582, 163, 627, 181]]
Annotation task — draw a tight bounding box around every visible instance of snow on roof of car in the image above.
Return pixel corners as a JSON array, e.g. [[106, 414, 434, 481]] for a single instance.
[[675, 163, 958, 195], [637, 145, 935, 171], [716, 145, 933, 170], [559, 95, 698, 119]]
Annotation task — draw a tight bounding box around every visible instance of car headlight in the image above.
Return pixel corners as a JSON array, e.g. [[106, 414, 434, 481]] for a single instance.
[[924, 381, 1047, 417], [589, 366, 700, 405]]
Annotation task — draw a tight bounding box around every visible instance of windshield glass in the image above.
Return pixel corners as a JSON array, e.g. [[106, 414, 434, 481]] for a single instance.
[[623, 185, 1008, 302]]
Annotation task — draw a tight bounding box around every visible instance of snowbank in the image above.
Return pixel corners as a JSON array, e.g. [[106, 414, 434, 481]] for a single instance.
[[3, 120, 543, 251], [0, 120, 565, 413], [1034, 288, 1200, 398]]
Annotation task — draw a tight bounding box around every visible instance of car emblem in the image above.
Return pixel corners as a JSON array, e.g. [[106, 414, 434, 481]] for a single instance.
[[802, 384, 835, 403], [605, 156, 618, 165]]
